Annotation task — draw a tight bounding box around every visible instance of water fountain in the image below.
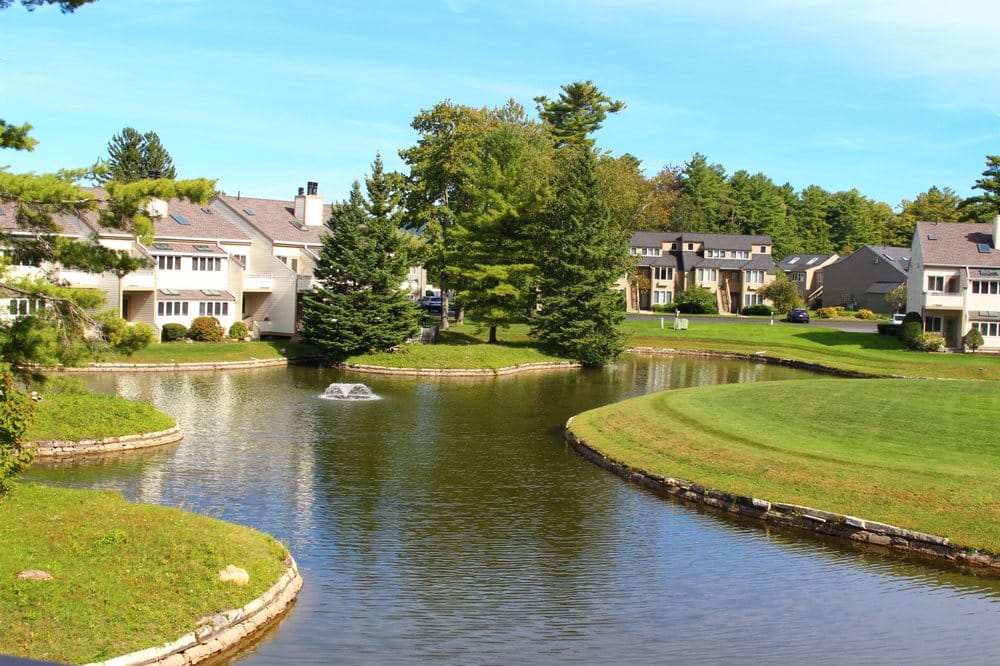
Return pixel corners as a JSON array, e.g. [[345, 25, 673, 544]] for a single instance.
[[320, 383, 378, 400]]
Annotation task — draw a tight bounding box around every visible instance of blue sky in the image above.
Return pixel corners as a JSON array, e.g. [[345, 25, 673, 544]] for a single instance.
[[3, 0, 1000, 208]]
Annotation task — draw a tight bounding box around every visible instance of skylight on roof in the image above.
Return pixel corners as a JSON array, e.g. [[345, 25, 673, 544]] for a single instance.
[[978, 243, 993, 253], [193, 244, 212, 252], [787, 257, 799, 264], [202, 288, 219, 296], [170, 213, 191, 225], [243, 208, 255, 216], [927, 234, 937, 240], [152, 242, 172, 250], [160, 288, 180, 296], [0, 208, 6, 216], [289, 219, 305, 231], [883, 253, 895, 261], [201, 206, 213, 214], [805, 257, 817, 265]]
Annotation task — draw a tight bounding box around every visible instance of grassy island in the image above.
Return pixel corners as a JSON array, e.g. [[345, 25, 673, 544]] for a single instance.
[[0, 484, 289, 665], [27, 391, 175, 442], [568, 378, 1000, 553]]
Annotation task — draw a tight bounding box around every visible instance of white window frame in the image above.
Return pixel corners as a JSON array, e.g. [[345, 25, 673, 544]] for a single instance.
[[732, 250, 750, 259], [972, 321, 999, 337], [746, 269, 765, 284], [744, 293, 764, 306], [652, 290, 672, 305], [927, 275, 944, 292], [156, 255, 181, 271], [925, 315, 943, 333], [198, 301, 229, 317], [697, 268, 718, 282], [705, 249, 725, 258], [653, 266, 673, 281], [971, 280, 1000, 295], [157, 301, 189, 317]]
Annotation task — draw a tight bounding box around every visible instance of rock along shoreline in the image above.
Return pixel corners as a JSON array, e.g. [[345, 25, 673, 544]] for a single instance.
[[564, 421, 1000, 572], [32, 424, 184, 458]]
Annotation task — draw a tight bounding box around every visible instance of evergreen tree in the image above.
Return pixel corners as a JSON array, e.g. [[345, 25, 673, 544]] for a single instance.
[[958, 155, 1000, 223], [530, 148, 628, 365], [791, 185, 835, 254], [534, 80, 624, 150], [675, 153, 726, 232], [95, 127, 177, 184], [300, 156, 420, 360]]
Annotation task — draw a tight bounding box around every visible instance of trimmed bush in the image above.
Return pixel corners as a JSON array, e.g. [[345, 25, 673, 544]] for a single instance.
[[187, 316, 225, 342], [228, 321, 249, 340], [899, 321, 923, 348], [855, 309, 875, 320], [915, 333, 945, 352], [903, 311, 923, 325], [817, 307, 837, 319], [161, 323, 187, 342], [963, 328, 984, 352], [674, 286, 719, 314], [741, 304, 774, 316], [100, 315, 156, 355], [650, 304, 676, 314]]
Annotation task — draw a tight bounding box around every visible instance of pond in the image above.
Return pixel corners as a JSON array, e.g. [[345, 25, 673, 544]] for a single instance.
[[27, 356, 1000, 664]]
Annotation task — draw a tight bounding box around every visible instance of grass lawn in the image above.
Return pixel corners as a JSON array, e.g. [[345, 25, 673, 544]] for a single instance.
[[623, 319, 1000, 380], [346, 324, 569, 370], [103, 340, 323, 364], [27, 391, 175, 441], [569, 377, 1000, 553], [0, 484, 289, 665]]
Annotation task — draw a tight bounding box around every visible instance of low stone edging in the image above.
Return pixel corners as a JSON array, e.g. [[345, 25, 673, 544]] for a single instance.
[[58, 358, 295, 373], [32, 424, 184, 458], [627, 346, 883, 378], [85, 556, 303, 666], [564, 420, 1000, 571], [345, 360, 582, 376]]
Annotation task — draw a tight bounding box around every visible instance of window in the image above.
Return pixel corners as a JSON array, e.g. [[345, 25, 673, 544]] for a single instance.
[[687, 243, 694, 251], [705, 249, 725, 258], [745, 270, 765, 284], [192, 257, 221, 271], [696, 268, 718, 282], [973, 321, 1000, 337], [156, 255, 180, 270], [199, 301, 229, 316], [925, 316, 943, 333], [732, 250, 750, 260], [278, 256, 299, 272], [230, 254, 247, 267], [947, 275, 959, 293], [759, 246, 768, 253], [157, 301, 188, 317], [744, 293, 763, 306], [927, 275, 944, 292], [789, 271, 806, 282], [652, 290, 672, 305], [6, 298, 44, 316], [653, 266, 673, 281], [971, 280, 1000, 295]]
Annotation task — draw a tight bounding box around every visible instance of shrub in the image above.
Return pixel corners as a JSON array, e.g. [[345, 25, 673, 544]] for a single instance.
[[187, 316, 225, 342], [100, 314, 156, 355], [741, 304, 774, 316], [963, 328, 984, 352], [228, 321, 249, 340], [876, 323, 901, 336], [810, 298, 823, 309], [817, 307, 837, 319], [161, 323, 187, 342], [650, 303, 676, 314], [903, 311, 923, 325], [899, 321, 923, 348], [915, 333, 945, 352], [855, 309, 875, 320], [0, 368, 35, 495], [674, 286, 719, 314]]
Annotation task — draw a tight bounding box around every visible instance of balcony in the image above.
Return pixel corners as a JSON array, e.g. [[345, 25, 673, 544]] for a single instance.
[[297, 275, 316, 292], [122, 269, 155, 290], [922, 291, 964, 310], [244, 272, 273, 291], [54, 268, 101, 288]]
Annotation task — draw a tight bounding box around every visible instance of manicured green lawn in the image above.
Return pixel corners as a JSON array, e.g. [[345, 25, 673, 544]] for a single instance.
[[103, 340, 323, 364], [0, 484, 289, 665], [569, 378, 1000, 552], [27, 392, 175, 441], [623, 319, 1000, 380], [347, 324, 569, 370]]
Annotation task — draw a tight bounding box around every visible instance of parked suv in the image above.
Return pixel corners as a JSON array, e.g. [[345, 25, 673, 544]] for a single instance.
[[890, 313, 906, 325], [787, 307, 810, 323], [419, 296, 443, 313]]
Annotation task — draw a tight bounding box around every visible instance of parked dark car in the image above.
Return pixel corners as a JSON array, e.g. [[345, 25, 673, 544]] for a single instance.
[[787, 307, 810, 323]]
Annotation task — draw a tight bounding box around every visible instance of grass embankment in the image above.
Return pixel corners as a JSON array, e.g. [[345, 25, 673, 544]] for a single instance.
[[623, 319, 1000, 380], [570, 378, 1000, 552], [0, 484, 289, 665], [346, 324, 569, 370], [26, 392, 175, 441], [104, 340, 322, 365]]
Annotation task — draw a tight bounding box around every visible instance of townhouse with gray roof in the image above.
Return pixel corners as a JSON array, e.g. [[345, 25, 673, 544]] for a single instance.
[[620, 231, 776, 313], [821, 245, 910, 314], [776, 253, 838, 306], [907, 218, 1000, 350]]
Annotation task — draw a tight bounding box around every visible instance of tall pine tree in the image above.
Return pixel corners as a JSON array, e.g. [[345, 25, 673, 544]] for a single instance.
[[95, 127, 177, 184], [300, 155, 419, 360], [530, 148, 628, 365]]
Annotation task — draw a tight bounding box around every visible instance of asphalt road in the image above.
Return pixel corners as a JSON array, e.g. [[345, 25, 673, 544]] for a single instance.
[[626, 313, 879, 333]]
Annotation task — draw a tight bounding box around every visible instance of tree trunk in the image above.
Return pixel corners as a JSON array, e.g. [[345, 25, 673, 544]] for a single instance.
[[488, 325, 497, 343], [456, 304, 465, 325], [439, 275, 450, 330]]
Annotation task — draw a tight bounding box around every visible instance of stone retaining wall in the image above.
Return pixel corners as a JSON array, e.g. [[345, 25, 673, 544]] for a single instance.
[[85, 556, 303, 666], [33, 425, 184, 458], [58, 358, 297, 373], [564, 421, 1000, 571], [345, 360, 582, 376]]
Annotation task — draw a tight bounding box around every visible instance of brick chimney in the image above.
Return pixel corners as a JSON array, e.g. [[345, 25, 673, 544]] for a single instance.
[[293, 181, 323, 226]]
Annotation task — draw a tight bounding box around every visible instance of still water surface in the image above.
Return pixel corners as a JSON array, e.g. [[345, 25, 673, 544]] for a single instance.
[[28, 357, 1000, 664]]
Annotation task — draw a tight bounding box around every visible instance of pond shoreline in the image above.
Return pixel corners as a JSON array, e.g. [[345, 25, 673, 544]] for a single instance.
[[563, 421, 1000, 573], [32, 424, 184, 458]]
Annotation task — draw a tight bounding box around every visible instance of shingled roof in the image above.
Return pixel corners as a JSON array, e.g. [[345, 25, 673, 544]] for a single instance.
[[915, 221, 1000, 268], [214, 195, 329, 246]]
